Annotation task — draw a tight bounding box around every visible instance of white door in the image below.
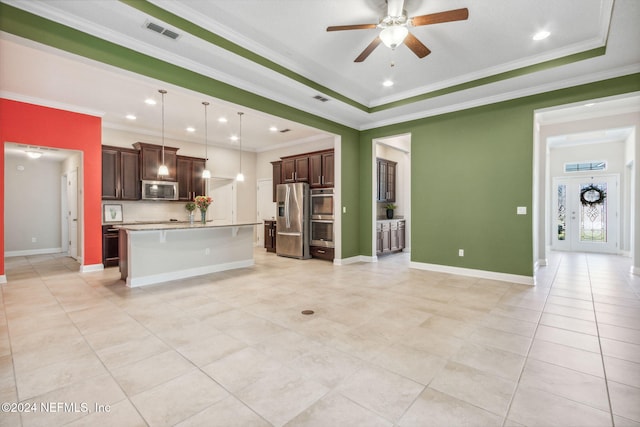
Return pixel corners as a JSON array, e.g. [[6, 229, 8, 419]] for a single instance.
[[61, 176, 69, 254], [256, 179, 275, 246], [552, 175, 619, 253], [67, 168, 79, 259], [210, 179, 235, 225]]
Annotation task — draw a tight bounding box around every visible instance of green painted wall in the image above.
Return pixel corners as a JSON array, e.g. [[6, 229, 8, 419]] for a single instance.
[[361, 74, 640, 276]]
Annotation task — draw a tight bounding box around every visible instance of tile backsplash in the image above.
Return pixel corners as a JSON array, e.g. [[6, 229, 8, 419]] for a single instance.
[[102, 200, 197, 224]]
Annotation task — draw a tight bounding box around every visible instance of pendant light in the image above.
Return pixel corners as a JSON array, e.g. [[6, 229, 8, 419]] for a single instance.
[[157, 89, 169, 177], [201, 101, 211, 179], [236, 112, 245, 182]]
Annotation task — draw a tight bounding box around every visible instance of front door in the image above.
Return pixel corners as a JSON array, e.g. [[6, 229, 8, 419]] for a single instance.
[[552, 175, 618, 253]]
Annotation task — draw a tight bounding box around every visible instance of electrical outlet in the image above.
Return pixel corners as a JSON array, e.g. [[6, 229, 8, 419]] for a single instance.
[[458, 249, 464, 257], [205, 248, 210, 255], [343, 206, 346, 214], [32, 237, 37, 243], [517, 206, 527, 215]]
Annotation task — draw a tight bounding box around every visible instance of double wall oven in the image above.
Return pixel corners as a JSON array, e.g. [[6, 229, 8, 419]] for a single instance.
[[310, 188, 334, 248]]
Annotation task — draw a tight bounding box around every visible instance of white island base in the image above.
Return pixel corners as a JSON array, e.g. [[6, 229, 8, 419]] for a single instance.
[[118, 223, 258, 287]]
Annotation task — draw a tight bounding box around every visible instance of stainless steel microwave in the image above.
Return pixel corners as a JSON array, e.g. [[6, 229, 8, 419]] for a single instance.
[[141, 180, 179, 200]]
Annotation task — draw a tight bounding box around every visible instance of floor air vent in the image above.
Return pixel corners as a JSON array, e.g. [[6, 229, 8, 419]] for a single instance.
[[145, 21, 180, 40]]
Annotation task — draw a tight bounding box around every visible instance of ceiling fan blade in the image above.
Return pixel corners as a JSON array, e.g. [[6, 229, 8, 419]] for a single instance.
[[404, 32, 431, 58], [387, 0, 405, 17], [327, 23, 377, 31], [411, 8, 469, 27], [354, 37, 382, 62]]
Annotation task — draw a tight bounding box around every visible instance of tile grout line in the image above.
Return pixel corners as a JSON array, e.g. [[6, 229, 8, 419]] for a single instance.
[[585, 254, 616, 427], [500, 252, 563, 427]]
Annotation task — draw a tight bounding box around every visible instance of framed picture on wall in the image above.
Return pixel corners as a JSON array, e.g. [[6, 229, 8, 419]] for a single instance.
[[103, 204, 123, 223]]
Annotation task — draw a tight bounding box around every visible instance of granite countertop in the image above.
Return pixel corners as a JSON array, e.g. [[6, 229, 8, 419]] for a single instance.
[[113, 222, 260, 231]]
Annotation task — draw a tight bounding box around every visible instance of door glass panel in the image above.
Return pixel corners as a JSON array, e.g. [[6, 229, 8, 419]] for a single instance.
[[580, 183, 607, 243], [557, 184, 566, 240]]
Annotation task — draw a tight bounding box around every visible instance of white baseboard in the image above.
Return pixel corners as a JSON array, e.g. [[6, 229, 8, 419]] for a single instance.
[[5, 247, 63, 257], [409, 261, 535, 286], [632, 265, 640, 276], [0, 275, 6, 284], [81, 264, 104, 273], [534, 258, 548, 272], [334, 255, 377, 265]]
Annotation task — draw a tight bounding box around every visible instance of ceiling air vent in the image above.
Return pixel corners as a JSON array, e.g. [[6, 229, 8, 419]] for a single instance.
[[145, 21, 180, 40], [279, 129, 291, 133], [313, 95, 330, 102]]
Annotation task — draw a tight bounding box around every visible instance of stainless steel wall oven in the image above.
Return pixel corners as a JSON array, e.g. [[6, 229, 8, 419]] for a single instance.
[[310, 188, 334, 248]]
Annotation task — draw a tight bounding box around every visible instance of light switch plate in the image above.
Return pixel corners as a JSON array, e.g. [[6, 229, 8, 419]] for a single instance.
[[517, 206, 527, 215]]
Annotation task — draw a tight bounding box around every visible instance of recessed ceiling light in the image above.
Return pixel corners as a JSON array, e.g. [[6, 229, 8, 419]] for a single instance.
[[126, 114, 136, 120], [230, 135, 238, 141], [218, 117, 228, 123], [383, 79, 394, 87], [584, 102, 596, 107], [269, 126, 278, 132], [186, 127, 195, 132], [532, 30, 550, 41], [26, 150, 42, 159], [144, 98, 156, 105]]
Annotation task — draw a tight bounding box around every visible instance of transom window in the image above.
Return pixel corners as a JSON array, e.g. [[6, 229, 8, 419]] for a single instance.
[[564, 161, 607, 173]]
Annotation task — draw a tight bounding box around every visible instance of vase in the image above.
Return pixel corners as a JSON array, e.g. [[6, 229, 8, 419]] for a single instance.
[[188, 212, 194, 224], [200, 210, 207, 224], [386, 209, 394, 219]]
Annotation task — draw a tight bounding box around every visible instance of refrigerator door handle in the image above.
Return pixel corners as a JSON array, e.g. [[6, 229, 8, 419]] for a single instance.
[[285, 185, 291, 229]]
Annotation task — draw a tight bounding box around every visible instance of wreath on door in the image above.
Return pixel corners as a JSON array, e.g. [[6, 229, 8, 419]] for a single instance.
[[580, 184, 606, 207]]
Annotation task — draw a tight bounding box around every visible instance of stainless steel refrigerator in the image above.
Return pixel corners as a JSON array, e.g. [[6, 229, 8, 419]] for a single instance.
[[276, 183, 310, 259]]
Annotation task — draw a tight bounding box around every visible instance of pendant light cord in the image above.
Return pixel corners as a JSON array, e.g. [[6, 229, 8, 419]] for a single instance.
[[238, 112, 244, 175], [203, 102, 209, 160], [159, 89, 167, 167]]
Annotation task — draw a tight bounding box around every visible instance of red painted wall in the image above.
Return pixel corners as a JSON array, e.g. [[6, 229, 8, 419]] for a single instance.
[[0, 98, 102, 276]]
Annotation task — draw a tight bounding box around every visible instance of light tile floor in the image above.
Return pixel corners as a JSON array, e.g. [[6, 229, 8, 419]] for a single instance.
[[1, 250, 639, 426]]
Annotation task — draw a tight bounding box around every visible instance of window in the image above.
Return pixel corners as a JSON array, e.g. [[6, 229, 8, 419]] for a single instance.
[[564, 161, 606, 173]]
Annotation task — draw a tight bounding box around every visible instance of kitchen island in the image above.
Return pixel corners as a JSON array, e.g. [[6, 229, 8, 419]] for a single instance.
[[116, 222, 259, 287]]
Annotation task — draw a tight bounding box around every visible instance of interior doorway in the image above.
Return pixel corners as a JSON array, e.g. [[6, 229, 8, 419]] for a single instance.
[[534, 93, 638, 273], [3, 144, 81, 262], [372, 134, 411, 259]]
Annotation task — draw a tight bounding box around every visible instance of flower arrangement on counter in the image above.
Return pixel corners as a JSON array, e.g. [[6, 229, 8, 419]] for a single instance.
[[185, 201, 196, 212], [194, 195, 212, 212]]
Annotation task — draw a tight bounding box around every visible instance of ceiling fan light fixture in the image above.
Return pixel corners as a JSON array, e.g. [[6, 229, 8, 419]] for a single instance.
[[380, 25, 408, 49]]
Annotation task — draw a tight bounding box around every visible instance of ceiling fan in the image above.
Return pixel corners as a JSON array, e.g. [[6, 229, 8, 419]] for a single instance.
[[326, 0, 469, 62]]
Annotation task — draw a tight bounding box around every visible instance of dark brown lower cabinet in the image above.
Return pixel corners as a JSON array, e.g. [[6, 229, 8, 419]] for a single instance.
[[102, 225, 120, 267], [264, 220, 277, 252], [310, 246, 334, 260]]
